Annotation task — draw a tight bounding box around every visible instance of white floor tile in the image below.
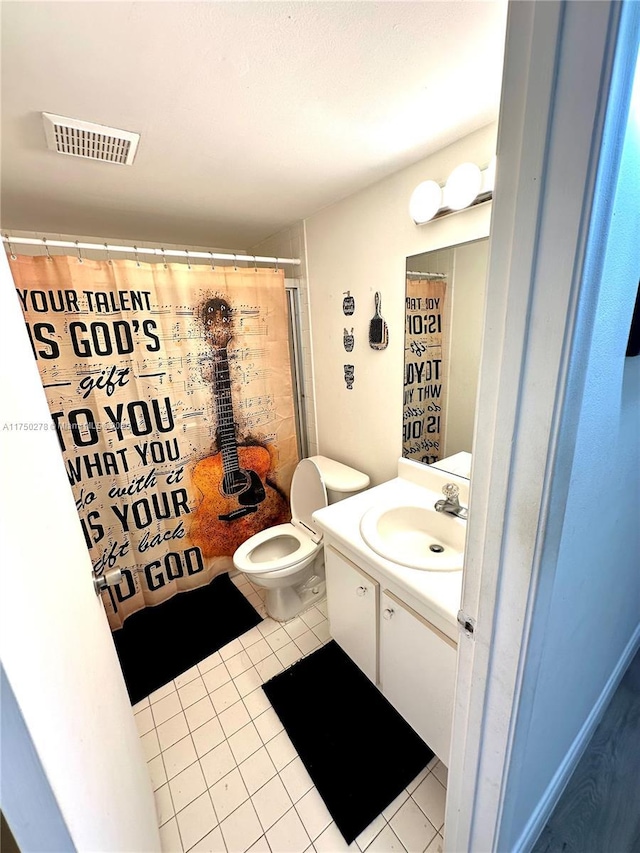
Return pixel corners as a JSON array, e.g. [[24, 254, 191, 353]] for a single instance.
[[300, 607, 324, 629], [226, 650, 254, 679], [192, 717, 226, 758], [265, 628, 290, 651], [175, 791, 218, 852], [178, 677, 208, 710], [275, 643, 302, 669], [198, 651, 222, 676], [141, 729, 161, 761], [431, 762, 448, 790], [412, 775, 446, 832], [254, 708, 285, 745], [247, 639, 273, 665], [240, 626, 265, 649], [265, 807, 311, 853], [155, 783, 175, 826], [243, 688, 271, 720], [133, 696, 150, 713], [355, 814, 387, 852], [220, 638, 245, 661], [252, 775, 293, 832], [158, 712, 190, 751], [234, 667, 263, 698], [228, 722, 263, 765], [315, 601, 328, 617], [135, 706, 155, 736], [238, 747, 278, 796], [153, 692, 184, 726], [312, 622, 331, 644], [163, 735, 198, 780], [258, 618, 281, 637], [365, 824, 406, 852], [295, 787, 332, 842], [188, 825, 226, 852], [314, 822, 358, 852], [283, 618, 307, 640], [389, 798, 438, 853], [159, 816, 183, 852], [200, 741, 237, 788], [211, 681, 242, 715], [294, 631, 321, 656], [405, 767, 429, 795], [247, 591, 265, 609], [185, 697, 217, 733], [170, 761, 208, 814], [203, 662, 232, 694], [151, 681, 177, 704], [424, 832, 443, 853], [264, 730, 296, 771], [245, 836, 271, 853], [218, 700, 251, 738], [148, 754, 168, 791], [279, 757, 313, 804], [382, 789, 410, 821], [220, 799, 263, 853], [175, 665, 202, 689], [209, 767, 250, 823], [254, 655, 284, 684]]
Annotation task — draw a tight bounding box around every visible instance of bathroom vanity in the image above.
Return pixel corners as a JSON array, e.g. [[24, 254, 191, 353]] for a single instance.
[[313, 458, 468, 765]]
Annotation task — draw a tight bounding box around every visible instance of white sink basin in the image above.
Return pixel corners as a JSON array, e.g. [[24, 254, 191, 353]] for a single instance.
[[359, 503, 465, 572]]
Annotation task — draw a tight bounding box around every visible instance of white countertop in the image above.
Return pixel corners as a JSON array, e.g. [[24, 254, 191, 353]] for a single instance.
[[312, 458, 467, 641]]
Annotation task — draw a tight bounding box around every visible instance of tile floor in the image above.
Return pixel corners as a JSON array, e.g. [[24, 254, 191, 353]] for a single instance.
[[134, 573, 447, 853]]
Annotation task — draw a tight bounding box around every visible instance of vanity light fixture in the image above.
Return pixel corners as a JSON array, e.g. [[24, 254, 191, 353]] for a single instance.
[[410, 157, 496, 224]]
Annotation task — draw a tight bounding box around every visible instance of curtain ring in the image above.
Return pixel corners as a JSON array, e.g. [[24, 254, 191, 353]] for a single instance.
[[134, 246, 140, 267], [4, 235, 16, 260], [75, 241, 83, 264], [233, 253, 238, 271], [104, 243, 112, 265], [209, 252, 215, 272], [161, 248, 168, 270], [275, 257, 279, 272], [185, 249, 191, 270], [253, 255, 258, 273], [43, 238, 52, 261]]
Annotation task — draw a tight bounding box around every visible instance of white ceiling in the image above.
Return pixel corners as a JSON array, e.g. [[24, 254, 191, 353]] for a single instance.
[[1, 1, 508, 250]]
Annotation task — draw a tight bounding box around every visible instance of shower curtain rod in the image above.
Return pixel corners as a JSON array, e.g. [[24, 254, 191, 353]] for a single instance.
[[1, 235, 301, 267], [406, 270, 446, 279]]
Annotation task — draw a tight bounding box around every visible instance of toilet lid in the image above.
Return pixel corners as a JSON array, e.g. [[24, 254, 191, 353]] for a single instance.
[[290, 458, 327, 540]]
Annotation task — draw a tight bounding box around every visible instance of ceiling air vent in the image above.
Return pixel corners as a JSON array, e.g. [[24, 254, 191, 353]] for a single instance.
[[42, 113, 140, 165]]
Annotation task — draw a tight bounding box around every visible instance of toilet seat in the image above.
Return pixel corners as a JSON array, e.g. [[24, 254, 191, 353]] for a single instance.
[[233, 522, 320, 577]]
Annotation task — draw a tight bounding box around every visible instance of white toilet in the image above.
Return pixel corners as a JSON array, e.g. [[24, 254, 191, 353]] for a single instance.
[[233, 455, 370, 622]]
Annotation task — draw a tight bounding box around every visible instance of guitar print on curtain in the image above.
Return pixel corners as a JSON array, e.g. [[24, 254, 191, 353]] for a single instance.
[[11, 255, 298, 630]]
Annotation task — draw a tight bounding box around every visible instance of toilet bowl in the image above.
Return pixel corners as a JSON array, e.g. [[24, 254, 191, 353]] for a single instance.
[[233, 455, 369, 622]]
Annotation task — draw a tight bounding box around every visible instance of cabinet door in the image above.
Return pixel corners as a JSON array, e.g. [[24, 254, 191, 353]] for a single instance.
[[380, 589, 457, 763], [325, 546, 379, 683]]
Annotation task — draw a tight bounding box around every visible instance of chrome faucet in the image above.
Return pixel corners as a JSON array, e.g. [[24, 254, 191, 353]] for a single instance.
[[434, 483, 468, 519]]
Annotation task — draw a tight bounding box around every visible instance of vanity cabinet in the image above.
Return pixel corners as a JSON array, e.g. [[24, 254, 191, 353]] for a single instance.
[[380, 590, 457, 762], [325, 543, 457, 764], [325, 546, 379, 684]]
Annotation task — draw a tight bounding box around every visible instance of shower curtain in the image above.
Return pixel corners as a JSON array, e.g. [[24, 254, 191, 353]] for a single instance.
[[403, 276, 449, 464], [11, 255, 298, 629]]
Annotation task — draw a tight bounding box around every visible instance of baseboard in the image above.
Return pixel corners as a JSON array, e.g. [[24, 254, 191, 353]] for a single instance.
[[515, 623, 640, 853]]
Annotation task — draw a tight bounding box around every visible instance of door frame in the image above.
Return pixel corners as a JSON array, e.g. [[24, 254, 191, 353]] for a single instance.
[[445, 1, 638, 850]]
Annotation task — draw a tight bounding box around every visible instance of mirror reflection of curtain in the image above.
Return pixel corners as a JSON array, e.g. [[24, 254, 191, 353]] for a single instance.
[[11, 255, 299, 629], [403, 277, 449, 464]]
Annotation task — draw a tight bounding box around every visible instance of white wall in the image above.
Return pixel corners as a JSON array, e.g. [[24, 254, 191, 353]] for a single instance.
[[304, 124, 496, 486], [501, 36, 640, 846]]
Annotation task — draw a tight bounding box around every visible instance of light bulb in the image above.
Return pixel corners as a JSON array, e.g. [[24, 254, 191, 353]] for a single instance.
[[443, 162, 482, 210], [409, 180, 442, 224]]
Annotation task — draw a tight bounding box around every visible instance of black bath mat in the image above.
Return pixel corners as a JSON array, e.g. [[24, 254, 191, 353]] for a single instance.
[[262, 640, 434, 844], [113, 573, 262, 705]]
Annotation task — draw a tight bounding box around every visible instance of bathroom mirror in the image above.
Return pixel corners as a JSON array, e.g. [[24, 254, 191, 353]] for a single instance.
[[403, 237, 489, 476]]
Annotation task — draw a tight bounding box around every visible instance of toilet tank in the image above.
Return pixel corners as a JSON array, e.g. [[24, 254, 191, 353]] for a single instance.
[[307, 455, 370, 505]]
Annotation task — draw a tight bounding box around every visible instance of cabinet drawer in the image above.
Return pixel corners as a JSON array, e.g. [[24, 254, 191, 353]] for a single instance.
[[380, 590, 456, 763], [325, 546, 379, 684]]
